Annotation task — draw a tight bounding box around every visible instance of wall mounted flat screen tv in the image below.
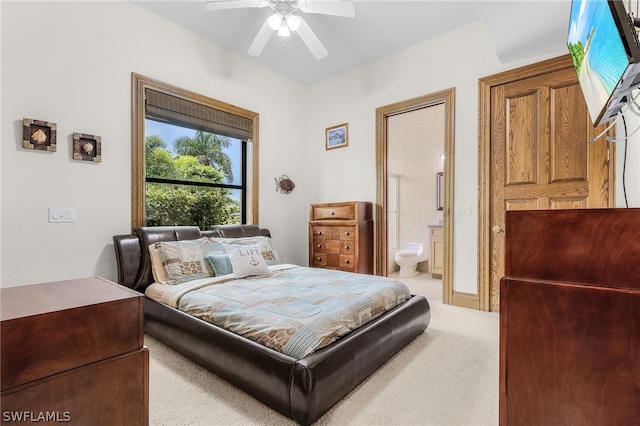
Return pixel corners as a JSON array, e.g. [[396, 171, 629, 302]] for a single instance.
[[568, 0, 640, 126]]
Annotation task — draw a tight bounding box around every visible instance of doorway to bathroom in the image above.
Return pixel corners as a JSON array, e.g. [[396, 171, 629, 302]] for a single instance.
[[375, 88, 455, 304]]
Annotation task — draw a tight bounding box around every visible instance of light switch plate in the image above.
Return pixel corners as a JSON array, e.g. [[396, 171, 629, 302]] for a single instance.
[[49, 207, 76, 223], [455, 205, 472, 216]]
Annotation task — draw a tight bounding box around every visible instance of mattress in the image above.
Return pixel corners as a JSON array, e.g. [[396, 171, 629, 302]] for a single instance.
[[146, 264, 412, 358]]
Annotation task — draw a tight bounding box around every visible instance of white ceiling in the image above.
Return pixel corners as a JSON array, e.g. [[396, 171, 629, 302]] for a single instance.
[[132, 0, 572, 86]]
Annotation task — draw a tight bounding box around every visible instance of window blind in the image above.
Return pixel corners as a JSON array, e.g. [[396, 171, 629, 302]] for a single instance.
[[145, 88, 252, 140]]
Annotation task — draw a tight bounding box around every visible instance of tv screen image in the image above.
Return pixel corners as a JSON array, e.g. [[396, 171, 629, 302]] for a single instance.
[[568, 0, 630, 125]]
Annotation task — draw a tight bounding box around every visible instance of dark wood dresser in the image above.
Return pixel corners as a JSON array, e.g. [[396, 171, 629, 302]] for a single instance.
[[500, 209, 640, 425], [1, 277, 149, 425], [309, 201, 373, 274]]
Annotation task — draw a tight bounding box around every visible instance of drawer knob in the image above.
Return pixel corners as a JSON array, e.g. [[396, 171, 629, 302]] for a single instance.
[[344, 231, 350, 236], [317, 257, 322, 261], [344, 259, 350, 264], [344, 245, 349, 250], [316, 231, 322, 235], [331, 211, 335, 215], [317, 244, 322, 249]]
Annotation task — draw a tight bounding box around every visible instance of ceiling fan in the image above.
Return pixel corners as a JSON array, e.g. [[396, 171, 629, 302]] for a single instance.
[[205, 0, 355, 59]]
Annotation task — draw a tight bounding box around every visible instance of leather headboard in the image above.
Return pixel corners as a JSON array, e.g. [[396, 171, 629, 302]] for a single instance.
[[113, 225, 270, 292]]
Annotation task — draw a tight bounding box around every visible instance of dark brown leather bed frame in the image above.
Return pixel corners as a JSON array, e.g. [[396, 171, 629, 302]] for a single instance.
[[113, 225, 431, 425]]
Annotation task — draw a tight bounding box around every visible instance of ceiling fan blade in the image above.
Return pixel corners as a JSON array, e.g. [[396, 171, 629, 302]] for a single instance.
[[205, 1, 269, 12], [298, 0, 355, 18], [296, 16, 328, 60], [247, 20, 274, 56]]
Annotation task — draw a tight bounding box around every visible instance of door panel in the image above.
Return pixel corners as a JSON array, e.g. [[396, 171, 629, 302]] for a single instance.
[[481, 56, 614, 312], [505, 91, 539, 186], [551, 84, 589, 182]]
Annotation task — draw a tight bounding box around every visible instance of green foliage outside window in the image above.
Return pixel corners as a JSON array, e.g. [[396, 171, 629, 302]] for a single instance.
[[145, 131, 240, 229]]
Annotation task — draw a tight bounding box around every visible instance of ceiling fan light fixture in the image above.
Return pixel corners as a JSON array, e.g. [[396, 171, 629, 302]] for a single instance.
[[267, 12, 283, 30], [278, 22, 290, 37], [285, 14, 300, 31], [208, 0, 356, 59]]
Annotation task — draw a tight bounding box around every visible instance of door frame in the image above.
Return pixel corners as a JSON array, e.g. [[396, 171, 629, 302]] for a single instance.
[[375, 88, 455, 304]]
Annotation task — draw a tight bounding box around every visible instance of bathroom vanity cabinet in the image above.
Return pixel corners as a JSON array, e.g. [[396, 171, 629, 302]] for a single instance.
[[309, 201, 373, 274], [428, 224, 443, 277]]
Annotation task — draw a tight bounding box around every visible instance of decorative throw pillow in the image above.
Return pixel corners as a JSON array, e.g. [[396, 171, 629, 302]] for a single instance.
[[205, 239, 227, 256], [205, 253, 233, 276], [155, 238, 214, 284], [211, 236, 281, 266], [224, 243, 270, 278]]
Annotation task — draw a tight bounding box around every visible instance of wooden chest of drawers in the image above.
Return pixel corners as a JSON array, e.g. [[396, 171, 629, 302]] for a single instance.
[[1, 277, 149, 425], [500, 209, 640, 425], [309, 201, 373, 274]]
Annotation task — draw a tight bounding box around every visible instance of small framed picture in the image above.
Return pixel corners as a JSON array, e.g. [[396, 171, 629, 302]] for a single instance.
[[325, 123, 348, 150], [73, 132, 102, 162], [23, 118, 57, 152]]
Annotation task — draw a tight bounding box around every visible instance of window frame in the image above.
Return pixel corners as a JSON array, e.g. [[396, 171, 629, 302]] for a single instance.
[[131, 73, 259, 229]]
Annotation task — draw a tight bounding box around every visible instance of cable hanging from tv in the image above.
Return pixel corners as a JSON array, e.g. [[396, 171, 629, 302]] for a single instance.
[[589, 91, 640, 143]]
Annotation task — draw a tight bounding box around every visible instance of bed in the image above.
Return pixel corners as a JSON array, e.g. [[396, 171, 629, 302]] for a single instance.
[[113, 224, 430, 425]]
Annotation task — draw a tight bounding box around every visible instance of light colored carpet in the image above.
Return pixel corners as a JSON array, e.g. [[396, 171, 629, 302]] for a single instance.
[[145, 273, 499, 425]]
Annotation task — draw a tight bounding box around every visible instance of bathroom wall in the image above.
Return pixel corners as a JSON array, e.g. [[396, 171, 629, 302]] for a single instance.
[[388, 173, 400, 251], [387, 104, 445, 272]]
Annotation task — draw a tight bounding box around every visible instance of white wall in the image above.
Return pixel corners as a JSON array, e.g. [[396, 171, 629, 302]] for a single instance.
[[303, 20, 572, 293], [0, 1, 308, 286], [616, 106, 640, 207], [2, 2, 638, 293]]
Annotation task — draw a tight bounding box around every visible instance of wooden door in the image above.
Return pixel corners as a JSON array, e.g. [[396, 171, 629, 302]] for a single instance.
[[479, 55, 615, 312]]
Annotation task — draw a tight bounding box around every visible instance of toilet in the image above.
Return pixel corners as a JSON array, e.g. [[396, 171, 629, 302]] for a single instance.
[[394, 242, 429, 278]]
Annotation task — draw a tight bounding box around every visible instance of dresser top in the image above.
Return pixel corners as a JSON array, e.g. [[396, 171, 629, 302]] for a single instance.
[[1, 277, 141, 321], [505, 208, 640, 290]]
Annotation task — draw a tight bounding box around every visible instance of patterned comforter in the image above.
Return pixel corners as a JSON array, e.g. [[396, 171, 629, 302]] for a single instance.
[[147, 265, 411, 358]]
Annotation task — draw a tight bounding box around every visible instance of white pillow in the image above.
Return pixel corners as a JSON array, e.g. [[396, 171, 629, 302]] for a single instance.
[[224, 243, 270, 278], [210, 236, 281, 265]]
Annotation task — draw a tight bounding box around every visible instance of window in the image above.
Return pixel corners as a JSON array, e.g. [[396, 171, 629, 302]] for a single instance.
[[131, 73, 259, 229]]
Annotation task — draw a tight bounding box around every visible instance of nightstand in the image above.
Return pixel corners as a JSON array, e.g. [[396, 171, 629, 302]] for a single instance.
[[1, 277, 149, 425]]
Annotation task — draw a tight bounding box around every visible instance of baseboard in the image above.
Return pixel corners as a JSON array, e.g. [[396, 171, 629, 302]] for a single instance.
[[452, 292, 479, 310]]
